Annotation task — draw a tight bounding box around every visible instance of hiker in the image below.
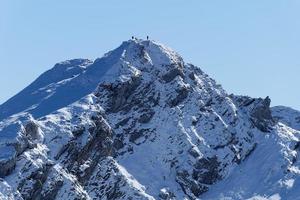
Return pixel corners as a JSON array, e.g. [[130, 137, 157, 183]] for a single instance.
[[132, 36, 134, 40], [147, 36, 149, 40]]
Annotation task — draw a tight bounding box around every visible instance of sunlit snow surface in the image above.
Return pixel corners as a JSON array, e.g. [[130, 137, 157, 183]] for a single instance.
[[0, 39, 300, 200]]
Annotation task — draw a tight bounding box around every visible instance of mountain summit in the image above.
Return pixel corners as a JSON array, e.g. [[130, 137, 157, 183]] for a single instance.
[[0, 39, 300, 200]]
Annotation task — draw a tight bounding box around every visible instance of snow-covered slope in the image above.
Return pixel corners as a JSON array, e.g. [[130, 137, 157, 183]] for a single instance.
[[0, 39, 299, 200], [272, 106, 300, 131], [0, 59, 92, 120], [0, 40, 140, 120]]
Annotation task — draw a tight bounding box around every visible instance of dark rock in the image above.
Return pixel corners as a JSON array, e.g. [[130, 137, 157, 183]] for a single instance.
[[243, 98, 256, 107], [204, 98, 213, 107], [0, 153, 16, 178], [53, 114, 114, 185], [72, 126, 85, 137], [191, 117, 198, 126], [138, 110, 155, 123], [113, 137, 125, 150], [162, 65, 184, 83], [294, 141, 300, 151], [74, 115, 113, 183], [250, 96, 274, 132], [169, 86, 189, 107], [129, 131, 144, 144], [188, 148, 200, 158], [18, 162, 53, 200], [188, 72, 196, 80], [193, 156, 221, 185], [296, 116, 300, 123], [176, 170, 208, 199], [42, 178, 64, 200], [108, 75, 141, 112], [25, 121, 40, 140]]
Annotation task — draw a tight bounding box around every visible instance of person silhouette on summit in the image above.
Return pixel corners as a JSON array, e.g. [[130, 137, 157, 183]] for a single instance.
[[147, 36, 149, 40]]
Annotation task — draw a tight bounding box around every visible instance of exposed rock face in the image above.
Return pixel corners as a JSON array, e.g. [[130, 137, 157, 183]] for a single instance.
[[161, 63, 184, 83], [176, 170, 209, 198], [104, 75, 142, 113], [24, 121, 40, 141], [0, 151, 16, 178], [193, 156, 221, 185], [168, 83, 189, 107], [250, 96, 274, 132], [0, 39, 299, 200], [17, 161, 54, 200]]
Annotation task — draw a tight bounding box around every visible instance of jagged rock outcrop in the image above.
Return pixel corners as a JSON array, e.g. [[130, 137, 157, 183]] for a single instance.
[[250, 96, 274, 132]]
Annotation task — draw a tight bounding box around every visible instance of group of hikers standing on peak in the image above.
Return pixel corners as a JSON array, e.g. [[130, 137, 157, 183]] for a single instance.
[[131, 36, 149, 40]]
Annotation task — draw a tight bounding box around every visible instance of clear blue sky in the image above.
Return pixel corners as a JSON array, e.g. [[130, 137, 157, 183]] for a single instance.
[[1, 1, 299, 110]]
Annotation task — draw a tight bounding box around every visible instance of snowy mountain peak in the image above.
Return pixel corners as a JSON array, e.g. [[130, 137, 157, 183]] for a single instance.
[[0, 39, 182, 120], [106, 39, 182, 67], [0, 39, 300, 200]]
